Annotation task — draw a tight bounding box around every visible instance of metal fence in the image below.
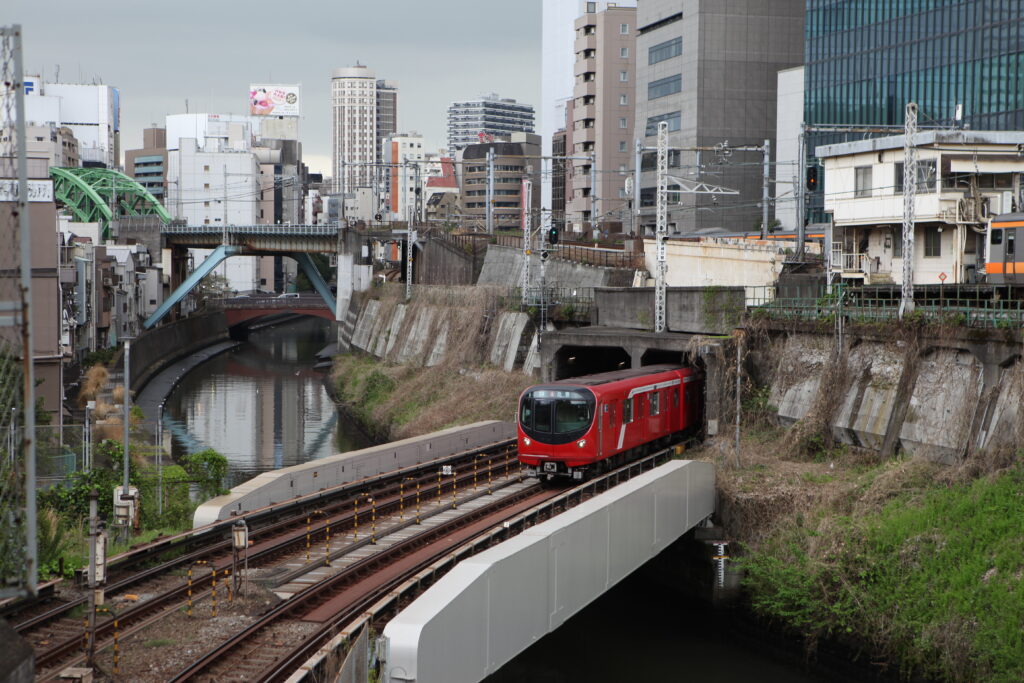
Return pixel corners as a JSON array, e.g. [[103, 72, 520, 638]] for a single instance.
[[491, 233, 645, 269], [508, 286, 595, 319], [747, 284, 1024, 329]]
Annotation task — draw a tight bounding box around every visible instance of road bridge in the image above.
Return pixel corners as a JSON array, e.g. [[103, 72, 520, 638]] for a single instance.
[[219, 294, 334, 328]]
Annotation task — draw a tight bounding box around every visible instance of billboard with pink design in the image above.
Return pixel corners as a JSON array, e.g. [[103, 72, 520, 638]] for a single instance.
[[249, 84, 300, 117]]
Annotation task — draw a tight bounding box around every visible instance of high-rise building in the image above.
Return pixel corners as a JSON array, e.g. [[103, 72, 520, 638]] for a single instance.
[[634, 1, 804, 235], [541, 1, 637, 212], [375, 80, 398, 162], [447, 95, 536, 151], [125, 127, 167, 203], [22, 77, 120, 168], [566, 2, 636, 233], [796, 1, 1024, 224], [331, 65, 378, 194]]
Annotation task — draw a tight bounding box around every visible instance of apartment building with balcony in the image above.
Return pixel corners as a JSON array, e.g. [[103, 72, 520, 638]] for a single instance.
[[567, 2, 636, 233], [447, 95, 535, 151], [125, 126, 168, 204], [820, 130, 1024, 286], [458, 133, 541, 230]]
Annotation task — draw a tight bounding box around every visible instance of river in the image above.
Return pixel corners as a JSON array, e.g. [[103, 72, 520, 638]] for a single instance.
[[163, 317, 371, 486]]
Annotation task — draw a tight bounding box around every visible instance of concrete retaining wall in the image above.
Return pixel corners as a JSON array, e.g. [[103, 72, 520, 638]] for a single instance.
[[477, 245, 633, 288], [193, 420, 515, 527], [129, 311, 229, 392], [348, 293, 537, 374], [761, 329, 1022, 464], [594, 287, 745, 335], [416, 237, 482, 285]]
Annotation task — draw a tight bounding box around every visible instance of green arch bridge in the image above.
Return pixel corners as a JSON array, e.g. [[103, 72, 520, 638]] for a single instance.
[[50, 167, 171, 239]]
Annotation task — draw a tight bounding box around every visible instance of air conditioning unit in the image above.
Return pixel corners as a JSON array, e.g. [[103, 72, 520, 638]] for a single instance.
[[102, 277, 112, 287]]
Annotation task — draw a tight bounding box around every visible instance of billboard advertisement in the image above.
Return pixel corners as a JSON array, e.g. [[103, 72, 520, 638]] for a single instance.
[[249, 84, 300, 117]]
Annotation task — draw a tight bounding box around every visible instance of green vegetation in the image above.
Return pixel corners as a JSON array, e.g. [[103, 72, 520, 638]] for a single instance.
[[36, 439, 228, 579], [741, 461, 1024, 682]]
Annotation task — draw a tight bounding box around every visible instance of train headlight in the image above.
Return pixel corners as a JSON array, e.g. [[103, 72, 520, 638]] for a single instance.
[[577, 439, 587, 448], [523, 438, 531, 446]]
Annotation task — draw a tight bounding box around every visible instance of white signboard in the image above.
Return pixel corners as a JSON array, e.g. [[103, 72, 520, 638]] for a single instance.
[[249, 84, 300, 117], [0, 179, 54, 203]]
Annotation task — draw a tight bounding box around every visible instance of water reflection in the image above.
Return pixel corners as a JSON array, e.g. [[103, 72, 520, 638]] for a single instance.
[[164, 317, 370, 486]]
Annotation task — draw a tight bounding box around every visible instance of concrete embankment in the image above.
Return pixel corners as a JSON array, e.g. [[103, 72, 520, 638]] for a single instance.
[[757, 324, 1023, 463], [344, 286, 540, 375]]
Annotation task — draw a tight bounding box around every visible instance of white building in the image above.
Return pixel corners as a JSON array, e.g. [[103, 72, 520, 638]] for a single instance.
[[331, 65, 378, 193], [446, 94, 536, 151], [23, 77, 119, 168], [819, 130, 1024, 286], [167, 135, 261, 292], [382, 133, 425, 222]]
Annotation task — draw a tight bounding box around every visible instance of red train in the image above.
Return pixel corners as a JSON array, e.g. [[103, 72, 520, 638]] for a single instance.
[[517, 364, 703, 481]]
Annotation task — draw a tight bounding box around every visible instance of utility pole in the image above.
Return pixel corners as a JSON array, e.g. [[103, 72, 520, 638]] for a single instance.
[[655, 121, 668, 333], [486, 148, 495, 233], [156, 404, 163, 517], [86, 489, 99, 667], [634, 139, 643, 235], [796, 125, 806, 260], [589, 153, 597, 237], [900, 102, 918, 319], [761, 139, 771, 239], [521, 177, 532, 306]]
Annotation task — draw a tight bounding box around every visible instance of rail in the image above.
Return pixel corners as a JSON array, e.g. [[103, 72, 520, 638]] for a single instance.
[[162, 225, 340, 236], [214, 295, 329, 310]]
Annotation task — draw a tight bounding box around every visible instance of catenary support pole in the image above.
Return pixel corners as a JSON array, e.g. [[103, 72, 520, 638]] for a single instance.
[[761, 139, 771, 239]]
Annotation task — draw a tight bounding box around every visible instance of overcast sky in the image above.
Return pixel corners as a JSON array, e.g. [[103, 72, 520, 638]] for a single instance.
[[11, 0, 542, 174]]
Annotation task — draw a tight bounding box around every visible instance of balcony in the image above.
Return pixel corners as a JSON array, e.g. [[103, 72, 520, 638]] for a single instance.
[[574, 58, 597, 78], [573, 104, 596, 121], [573, 81, 596, 100], [574, 127, 596, 144], [574, 33, 596, 53]]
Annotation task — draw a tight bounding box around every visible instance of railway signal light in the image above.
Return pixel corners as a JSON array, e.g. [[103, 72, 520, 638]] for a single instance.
[[548, 226, 559, 245], [806, 166, 818, 192]]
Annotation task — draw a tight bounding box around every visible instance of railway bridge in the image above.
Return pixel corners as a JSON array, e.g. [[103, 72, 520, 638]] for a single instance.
[[9, 423, 714, 683]]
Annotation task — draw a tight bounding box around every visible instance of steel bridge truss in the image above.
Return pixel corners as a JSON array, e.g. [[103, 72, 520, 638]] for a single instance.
[[50, 167, 171, 239]]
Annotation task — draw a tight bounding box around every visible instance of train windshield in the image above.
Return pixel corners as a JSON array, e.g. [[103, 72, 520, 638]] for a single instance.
[[520, 387, 595, 442]]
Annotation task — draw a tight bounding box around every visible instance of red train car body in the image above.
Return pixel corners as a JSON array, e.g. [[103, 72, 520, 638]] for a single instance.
[[517, 364, 703, 480]]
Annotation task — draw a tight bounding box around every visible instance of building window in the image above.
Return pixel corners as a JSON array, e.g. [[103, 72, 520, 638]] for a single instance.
[[203, 165, 210, 172], [619, 140, 628, 152], [620, 23, 629, 34], [619, 117, 627, 128], [620, 94, 629, 106], [648, 74, 682, 99], [203, 183, 210, 190], [894, 160, 937, 193], [586, 1, 596, 12], [620, 47, 629, 58], [619, 71, 629, 82], [924, 226, 942, 257], [619, 164, 627, 174], [204, 201, 210, 207], [649, 36, 683, 64], [854, 166, 873, 198], [645, 111, 681, 136]]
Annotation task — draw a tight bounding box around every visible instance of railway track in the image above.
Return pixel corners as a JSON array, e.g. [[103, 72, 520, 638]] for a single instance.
[[168, 449, 678, 683], [21, 439, 518, 680]]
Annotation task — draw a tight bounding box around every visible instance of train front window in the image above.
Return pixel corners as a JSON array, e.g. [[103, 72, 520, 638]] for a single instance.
[[520, 388, 595, 442]]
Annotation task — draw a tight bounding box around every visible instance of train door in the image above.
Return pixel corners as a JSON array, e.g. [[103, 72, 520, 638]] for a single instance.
[[1008, 228, 1021, 284]]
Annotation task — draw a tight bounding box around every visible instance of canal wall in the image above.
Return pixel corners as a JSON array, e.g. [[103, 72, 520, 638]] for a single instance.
[[128, 311, 230, 393], [193, 420, 515, 526], [345, 286, 540, 374], [752, 324, 1023, 463]]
